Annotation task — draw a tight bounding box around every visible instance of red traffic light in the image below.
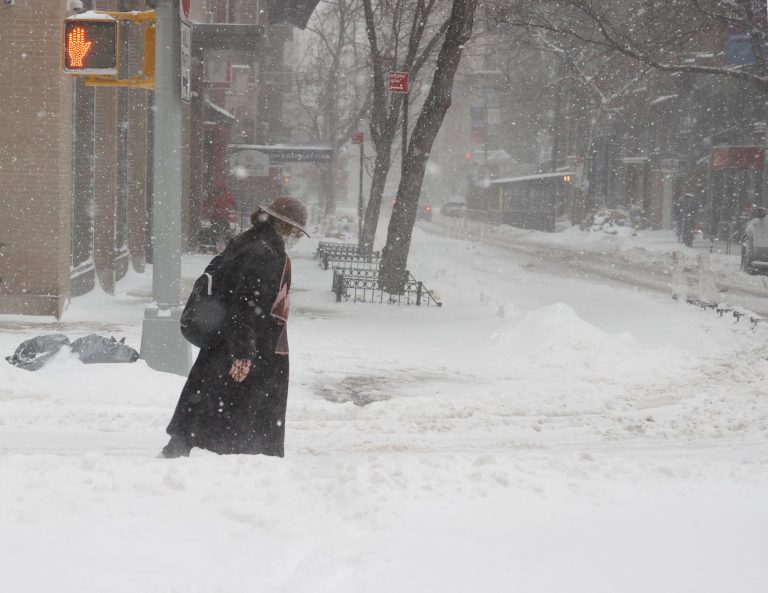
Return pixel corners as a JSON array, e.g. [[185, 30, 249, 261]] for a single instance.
[[64, 17, 119, 75]]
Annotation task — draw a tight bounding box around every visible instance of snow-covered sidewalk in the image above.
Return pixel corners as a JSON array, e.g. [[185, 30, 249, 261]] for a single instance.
[[1, 224, 767, 593]]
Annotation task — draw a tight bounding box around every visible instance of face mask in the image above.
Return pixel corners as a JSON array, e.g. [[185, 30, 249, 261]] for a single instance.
[[283, 233, 301, 249]]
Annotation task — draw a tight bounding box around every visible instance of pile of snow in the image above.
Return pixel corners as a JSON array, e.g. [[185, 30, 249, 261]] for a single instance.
[[581, 207, 637, 236], [494, 302, 640, 368]]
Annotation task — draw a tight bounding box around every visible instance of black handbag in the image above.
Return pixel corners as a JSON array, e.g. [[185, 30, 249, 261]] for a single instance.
[[180, 254, 228, 348]]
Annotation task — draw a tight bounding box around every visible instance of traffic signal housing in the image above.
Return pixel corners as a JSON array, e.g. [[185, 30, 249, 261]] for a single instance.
[[64, 15, 119, 76]]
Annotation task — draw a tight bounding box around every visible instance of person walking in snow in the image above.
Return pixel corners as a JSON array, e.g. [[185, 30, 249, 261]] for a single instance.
[[679, 192, 699, 247], [203, 184, 236, 249], [161, 196, 309, 458]]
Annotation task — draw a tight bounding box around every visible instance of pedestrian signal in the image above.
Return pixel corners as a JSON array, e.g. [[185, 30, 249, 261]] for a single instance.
[[64, 17, 118, 75]]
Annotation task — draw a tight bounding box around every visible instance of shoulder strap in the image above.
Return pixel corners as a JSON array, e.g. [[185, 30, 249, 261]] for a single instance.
[[279, 256, 291, 291]]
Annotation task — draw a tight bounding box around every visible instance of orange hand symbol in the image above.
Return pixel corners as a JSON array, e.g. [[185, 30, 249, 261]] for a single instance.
[[67, 27, 92, 68]]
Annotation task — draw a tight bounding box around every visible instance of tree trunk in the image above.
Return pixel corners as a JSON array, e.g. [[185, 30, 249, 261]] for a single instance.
[[379, 0, 477, 292], [321, 148, 338, 217], [361, 136, 393, 253]]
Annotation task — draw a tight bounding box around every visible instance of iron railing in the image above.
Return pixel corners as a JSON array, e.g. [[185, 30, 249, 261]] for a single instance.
[[331, 259, 381, 275], [316, 242, 381, 270], [332, 266, 379, 296], [315, 242, 362, 260], [321, 252, 381, 270], [333, 267, 442, 307]]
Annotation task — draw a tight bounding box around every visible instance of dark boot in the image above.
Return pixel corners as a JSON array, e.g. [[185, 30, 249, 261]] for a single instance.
[[160, 435, 192, 458]]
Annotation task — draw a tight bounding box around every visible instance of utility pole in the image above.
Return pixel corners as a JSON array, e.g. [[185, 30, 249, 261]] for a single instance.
[[388, 71, 410, 199], [352, 131, 365, 250], [402, 91, 409, 184], [483, 93, 488, 172], [140, 0, 192, 375]]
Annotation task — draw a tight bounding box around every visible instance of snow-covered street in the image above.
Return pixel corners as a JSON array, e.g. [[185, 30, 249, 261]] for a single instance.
[[2, 223, 767, 593]]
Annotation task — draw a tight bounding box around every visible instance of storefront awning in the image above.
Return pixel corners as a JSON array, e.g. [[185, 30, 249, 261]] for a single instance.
[[229, 144, 333, 164], [204, 99, 236, 125]]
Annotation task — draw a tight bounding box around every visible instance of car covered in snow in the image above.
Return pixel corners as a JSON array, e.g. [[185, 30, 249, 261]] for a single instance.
[[440, 199, 466, 218], [741, 207, 768, 274]]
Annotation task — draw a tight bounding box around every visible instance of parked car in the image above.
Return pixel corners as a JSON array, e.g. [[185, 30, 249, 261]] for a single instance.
[[742, 207, 768, 274], [417, 204, 433, 221], [323, 211, 358, 239], [440, 200, 466, 218]]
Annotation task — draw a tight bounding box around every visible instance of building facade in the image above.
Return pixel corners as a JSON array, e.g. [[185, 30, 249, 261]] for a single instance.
[[0, 0, 150, 317], [0, 0, 318, 318], [440, 7, 766, 234]]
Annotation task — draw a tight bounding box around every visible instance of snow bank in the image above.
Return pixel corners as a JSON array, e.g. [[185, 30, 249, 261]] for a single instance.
[[494, 302, 641, 368]]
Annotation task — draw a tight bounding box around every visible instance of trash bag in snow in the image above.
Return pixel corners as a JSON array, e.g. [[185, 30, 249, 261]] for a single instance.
[[70, 335, 140, 364], [4, 334, 71, 371]]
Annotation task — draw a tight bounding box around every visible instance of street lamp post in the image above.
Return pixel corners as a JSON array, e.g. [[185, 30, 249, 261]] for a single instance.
[[140, 0, 192, 375]]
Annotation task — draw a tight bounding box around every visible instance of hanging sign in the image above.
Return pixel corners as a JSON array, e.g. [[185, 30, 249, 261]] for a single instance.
[[711, 146, 765, 170], [388, 71, 409, 93]]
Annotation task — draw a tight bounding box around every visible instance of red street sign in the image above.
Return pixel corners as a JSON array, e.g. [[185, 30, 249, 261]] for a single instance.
[[388, 71, 409, 93], [711, 146, 765, 170], [351, 132, 363, 144]]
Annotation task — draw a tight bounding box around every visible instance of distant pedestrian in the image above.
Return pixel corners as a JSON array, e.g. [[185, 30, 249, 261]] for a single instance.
[[161, 196, 309, 458], [679, 192, 698, 247], [673, 195, 684, 241], [204, 185, 236, 248]]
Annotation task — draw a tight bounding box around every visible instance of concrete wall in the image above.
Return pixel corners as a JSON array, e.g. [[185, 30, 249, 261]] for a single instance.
[[0, 0, 151, 317], [0, 0, 73, 317]]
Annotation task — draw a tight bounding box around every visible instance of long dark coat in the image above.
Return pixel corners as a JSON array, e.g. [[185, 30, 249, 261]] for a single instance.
[[167, 222, 291, 456]]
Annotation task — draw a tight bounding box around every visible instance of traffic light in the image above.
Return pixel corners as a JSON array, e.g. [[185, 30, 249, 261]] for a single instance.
[[64, 16, 119, 75]]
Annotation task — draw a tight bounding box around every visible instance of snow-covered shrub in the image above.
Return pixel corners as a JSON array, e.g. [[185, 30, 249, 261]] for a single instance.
[[580, 207, 637, 236]]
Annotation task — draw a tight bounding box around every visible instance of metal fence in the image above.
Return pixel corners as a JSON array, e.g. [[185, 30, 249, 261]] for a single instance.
[[332, 267, 442, 307], [315, 242, 381, 270], [315, 242, 362, 259], [316, 241, 441, 306]]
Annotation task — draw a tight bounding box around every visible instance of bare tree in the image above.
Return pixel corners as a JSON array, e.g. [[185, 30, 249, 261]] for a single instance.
[[379, 0, 478, 291], [294, 0, 370, 216], [489, 1, 768, 88], [482, 0, 768, 224], [360, 0, 451, 253], [528, 27, 654, 211]]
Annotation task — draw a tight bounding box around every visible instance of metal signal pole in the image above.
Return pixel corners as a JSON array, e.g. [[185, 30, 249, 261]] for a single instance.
[[358, 137, 365, 250], [140, 0, 192, 375], [402, 91, 409, 183]]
